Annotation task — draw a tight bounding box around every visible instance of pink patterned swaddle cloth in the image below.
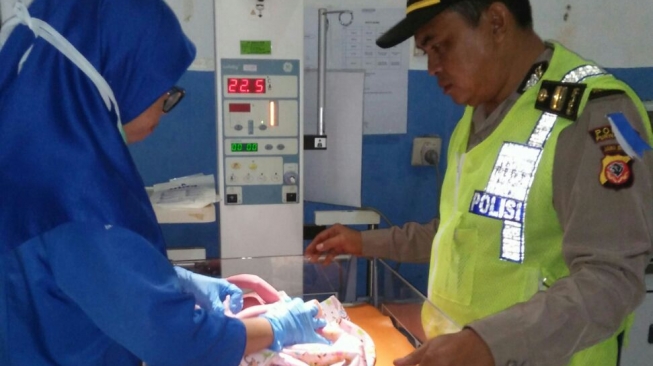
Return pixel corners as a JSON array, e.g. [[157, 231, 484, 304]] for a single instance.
[[224, 275, 376, 366]]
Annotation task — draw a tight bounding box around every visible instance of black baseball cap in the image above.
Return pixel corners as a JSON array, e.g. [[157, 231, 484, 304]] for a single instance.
[[377, 0, 464, 49]]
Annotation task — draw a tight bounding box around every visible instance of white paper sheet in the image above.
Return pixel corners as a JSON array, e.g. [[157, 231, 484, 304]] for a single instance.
[[150, 174, 218, 209], [304, 5, 409, 134]]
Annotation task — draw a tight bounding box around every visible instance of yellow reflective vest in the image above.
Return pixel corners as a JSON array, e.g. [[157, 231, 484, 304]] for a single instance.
[[423, 42, 653, 365]]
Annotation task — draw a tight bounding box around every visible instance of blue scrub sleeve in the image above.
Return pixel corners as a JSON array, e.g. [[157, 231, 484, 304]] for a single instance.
[[42, 222, 246, 366]]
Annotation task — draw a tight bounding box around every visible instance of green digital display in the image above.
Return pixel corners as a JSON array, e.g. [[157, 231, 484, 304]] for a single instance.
[[240, 40, 272, 55], [231, 142, 258, 152]]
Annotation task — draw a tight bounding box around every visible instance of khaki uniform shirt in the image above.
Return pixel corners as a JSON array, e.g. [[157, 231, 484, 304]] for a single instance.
[[360, 46, 653, 365]]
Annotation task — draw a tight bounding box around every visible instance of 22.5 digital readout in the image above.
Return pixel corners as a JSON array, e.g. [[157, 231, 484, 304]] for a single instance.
[[227, 78, 266, 94], [231, 142, 258, 152]]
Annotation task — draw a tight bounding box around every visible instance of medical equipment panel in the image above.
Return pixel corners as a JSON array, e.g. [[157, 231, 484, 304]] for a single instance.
[[221, 59, 300, 205]]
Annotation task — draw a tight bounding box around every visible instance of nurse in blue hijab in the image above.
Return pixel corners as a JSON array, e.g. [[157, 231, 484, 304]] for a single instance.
[[0, 1, 328, 365]]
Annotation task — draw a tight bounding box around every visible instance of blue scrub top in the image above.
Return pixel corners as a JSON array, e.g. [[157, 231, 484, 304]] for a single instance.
[[0, 0, 247, 364], [2, 223, 246, 366]]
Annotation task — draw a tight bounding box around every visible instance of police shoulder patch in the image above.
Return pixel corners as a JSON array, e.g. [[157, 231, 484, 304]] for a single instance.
[[599, 150, 634, 190], [535, 80, 586, 121]]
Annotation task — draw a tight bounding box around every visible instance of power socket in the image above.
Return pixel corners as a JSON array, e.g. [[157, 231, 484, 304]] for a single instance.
[[411, 136, 442, 166]]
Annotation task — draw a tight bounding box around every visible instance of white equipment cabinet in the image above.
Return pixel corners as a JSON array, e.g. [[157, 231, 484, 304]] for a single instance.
[[214, 0, 305, 290]]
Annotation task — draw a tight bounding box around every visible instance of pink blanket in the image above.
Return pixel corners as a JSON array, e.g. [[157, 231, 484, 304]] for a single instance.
[[224, 274, 376, 366]]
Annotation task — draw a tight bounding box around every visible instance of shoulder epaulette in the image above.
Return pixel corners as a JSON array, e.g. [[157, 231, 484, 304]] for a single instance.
[[535, 80, 586, 121], [588, 89, 625, 100]]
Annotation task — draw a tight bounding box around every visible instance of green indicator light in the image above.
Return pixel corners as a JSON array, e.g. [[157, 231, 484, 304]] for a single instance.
[[240, 40, 272, 55]]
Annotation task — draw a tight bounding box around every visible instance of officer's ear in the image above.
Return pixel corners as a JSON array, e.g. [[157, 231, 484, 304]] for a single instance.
[[485, 2, 509, 39]]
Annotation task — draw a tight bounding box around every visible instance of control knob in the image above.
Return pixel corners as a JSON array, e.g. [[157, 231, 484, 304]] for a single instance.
[[283, 171, 298, 185]]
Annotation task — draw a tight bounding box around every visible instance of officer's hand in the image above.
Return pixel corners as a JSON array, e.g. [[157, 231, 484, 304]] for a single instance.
[[261, 298, 330, 351], [304, 224, 363, 265], [393, 329, 494, 366], [173, 266, 244, 314]]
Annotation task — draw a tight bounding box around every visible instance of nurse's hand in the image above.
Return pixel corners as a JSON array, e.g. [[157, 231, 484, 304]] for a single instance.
[[173, 266, 244, 314], [304, 224, 363, 265], [393, 329, 494, 366], [261, 298, 330, 351]]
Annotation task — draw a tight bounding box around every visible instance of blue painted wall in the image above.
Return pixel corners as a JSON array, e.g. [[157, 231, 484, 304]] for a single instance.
[[129, 66, 653, 295], [609, 67, 653, 100], [129, 71, 220, 258]]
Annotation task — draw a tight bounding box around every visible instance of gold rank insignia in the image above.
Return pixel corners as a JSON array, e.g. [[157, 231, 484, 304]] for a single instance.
[[600, 153, 633, 190], [535, 80, 587, 121]]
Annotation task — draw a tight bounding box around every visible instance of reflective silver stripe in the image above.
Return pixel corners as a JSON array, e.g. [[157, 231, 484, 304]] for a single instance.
[[528, 112, 558, 148], [502, 221, 524, 262], [485, 142, 538, 263], [562, 65, 606, 83], [486, 143, 540, 199], [475, 64, 605, 263]]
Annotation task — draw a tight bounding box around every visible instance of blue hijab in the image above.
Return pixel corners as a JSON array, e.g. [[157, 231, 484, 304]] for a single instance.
[[0, 0, 196, 253]]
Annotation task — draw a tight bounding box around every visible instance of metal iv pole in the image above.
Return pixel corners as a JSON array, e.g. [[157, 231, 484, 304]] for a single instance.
[[306, 8, 352, 150]]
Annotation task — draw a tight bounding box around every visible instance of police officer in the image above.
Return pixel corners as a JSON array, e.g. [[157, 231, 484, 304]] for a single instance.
[[306, 1, 653, 365]]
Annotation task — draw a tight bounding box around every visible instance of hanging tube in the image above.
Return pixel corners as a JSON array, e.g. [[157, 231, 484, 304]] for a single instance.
[[316, 9, 353, 138], [317, 8, 327, 136]]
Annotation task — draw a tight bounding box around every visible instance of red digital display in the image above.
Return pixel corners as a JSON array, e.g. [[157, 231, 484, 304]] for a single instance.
[[229, 103, 251, 112], [227, 78, 266, 94]]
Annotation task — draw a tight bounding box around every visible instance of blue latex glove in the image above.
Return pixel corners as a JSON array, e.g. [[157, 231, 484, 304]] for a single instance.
[[261, 298, 331, 351], [173, 266, 243, 314]]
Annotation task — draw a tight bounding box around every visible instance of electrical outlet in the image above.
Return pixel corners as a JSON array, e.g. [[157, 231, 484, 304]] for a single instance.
[[411, 136, 442, 166]]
